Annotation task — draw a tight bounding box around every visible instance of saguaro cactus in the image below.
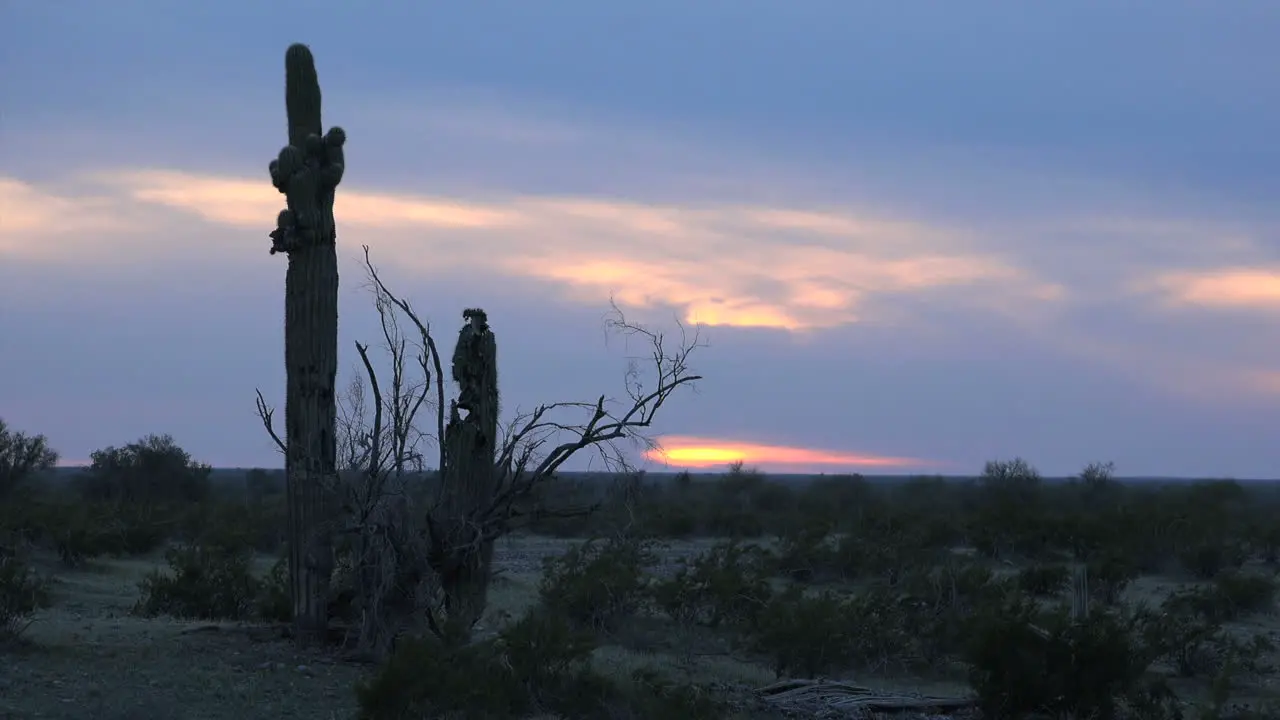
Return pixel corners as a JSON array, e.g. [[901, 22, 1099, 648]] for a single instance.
[[267, 43, 345, 644], [437, 308, 500, 634]]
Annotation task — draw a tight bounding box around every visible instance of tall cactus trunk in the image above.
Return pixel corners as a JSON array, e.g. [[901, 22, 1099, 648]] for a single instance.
[[268, 43, 346, 645], [438, 309, 500, 638]]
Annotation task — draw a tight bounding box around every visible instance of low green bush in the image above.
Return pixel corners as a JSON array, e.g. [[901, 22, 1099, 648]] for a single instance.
[[0, 553, 51, 643], [963, 598, 1154, 720], [537, 536, 656, 632], [651, 540, 774, 630], [355, 609, 607, 719], [749, 584, 907, 678], [133, 544, 260, 620]]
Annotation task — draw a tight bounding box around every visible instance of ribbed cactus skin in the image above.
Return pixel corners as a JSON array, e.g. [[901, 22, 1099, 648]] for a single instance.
[[269, 42, 341, 646], [285, 44, 322, 148]]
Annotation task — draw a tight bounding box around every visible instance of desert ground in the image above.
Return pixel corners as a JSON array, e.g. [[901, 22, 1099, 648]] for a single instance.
[[3, 534, 987, 720], [6, 529, 1280, 719], [7, 460, 1280, 719]]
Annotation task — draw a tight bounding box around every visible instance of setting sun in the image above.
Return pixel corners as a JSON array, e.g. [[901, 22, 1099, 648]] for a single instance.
[[648, 435, 937, 472]]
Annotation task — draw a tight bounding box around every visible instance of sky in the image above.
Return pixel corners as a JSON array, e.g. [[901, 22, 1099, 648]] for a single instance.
[[2, 2, 1279, 478]]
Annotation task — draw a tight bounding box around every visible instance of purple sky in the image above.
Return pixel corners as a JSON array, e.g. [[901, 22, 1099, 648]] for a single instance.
[[2, 2, 1279, 477]]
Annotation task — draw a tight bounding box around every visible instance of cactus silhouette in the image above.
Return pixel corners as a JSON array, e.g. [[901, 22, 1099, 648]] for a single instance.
[[267, 42, 344, 644], [438, 307, 500, 632]]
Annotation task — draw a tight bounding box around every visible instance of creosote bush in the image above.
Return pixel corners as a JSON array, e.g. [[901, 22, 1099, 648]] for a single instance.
[[750, 583, 907, 678], [0, 553, 51, 644], [356, 603, 727, 720], [651, 539, 774, 629], [537, 536, 657, 633], [964, 599, 1157, 720], [134, 543, 261, 620], [356, 608, 606, 719], [9, 417, 1280, 718]]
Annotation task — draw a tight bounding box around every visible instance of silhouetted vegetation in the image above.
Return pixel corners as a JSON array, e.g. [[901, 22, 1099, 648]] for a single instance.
[[5, 418, 1280, 716]]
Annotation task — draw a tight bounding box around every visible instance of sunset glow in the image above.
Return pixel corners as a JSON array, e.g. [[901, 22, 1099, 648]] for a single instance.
[[1152, 268, 1280, 310], [647, 435, 938, 472]]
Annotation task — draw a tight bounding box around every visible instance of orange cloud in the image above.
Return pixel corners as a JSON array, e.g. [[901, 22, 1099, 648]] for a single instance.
[[105, 169, 518, 230], [1147, 268, 1280, 310], [647, 435, 940, 472], [1240, 370, 1280, 395], [0, 178, 141, 260], [2, 169, 1059, 332]]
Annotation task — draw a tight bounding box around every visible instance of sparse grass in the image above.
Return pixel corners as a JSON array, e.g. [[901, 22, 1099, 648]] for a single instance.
[[2, 550, 363, 720]]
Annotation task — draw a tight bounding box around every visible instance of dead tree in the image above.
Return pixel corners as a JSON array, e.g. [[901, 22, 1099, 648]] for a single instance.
[[258, 245, 704, 656]]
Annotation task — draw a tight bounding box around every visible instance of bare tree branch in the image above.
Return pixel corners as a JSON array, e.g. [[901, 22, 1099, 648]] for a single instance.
[[476, 302, 704, 541], [361, 245, 445, 475], [290, 247, 706, 654], [254, 389, 287, 455]]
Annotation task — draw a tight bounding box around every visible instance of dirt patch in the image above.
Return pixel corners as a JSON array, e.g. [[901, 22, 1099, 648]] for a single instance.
[[2, 553, 365, 720]]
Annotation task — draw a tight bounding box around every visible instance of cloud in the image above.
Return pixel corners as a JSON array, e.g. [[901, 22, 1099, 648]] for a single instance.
[[6, 169, 1058, 332], [0, 178, 141, 260], [647, 435, 941, 472], [1143, 267, 1280, 311], [5, 162, 1273, 408]]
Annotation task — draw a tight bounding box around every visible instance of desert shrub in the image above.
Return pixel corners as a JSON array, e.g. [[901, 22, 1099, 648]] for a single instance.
[[639, 503, 698, 538], [98, 502, 176, 556], [833, 520, 939, 585], [133, 543, 260, 620], [1162, 572, 1276, 628], [1086, 554, 1141, 605], [968, 459, 1051, 560], [1143, 593, 1276, 680], [538, 536, 656, 632], [179, 499, 284, 554], [898, 560, 1013, 661], [1017, 563, 1071, 597], [355, 608, 611, 719], [1210, 571, 1277, 617], [1144, 602, 1231, 678], [749, 584, 907, 678], [46, 500, 178, 567], [49, 503, 120, 567], [75, 434, 211, 506], [0, 553, 51, 643], [772, 518, 937, 586], [964, 598, 1153, 720], [772, 524, 835, 582], [0, 490, 51, 550], [704, 508, 767, 538], [0, 419, 58, 499], [1180, 540, 1248, 580], [651, 540, 774, 629], [1248, 520, 1280, 565], [794, 474, 873, 530], [619, 668, 726, 720]]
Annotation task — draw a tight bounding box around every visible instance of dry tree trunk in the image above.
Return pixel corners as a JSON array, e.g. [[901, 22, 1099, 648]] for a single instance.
[[342, 258, 704, 652], [268, 43, 346, 646], [436, 309, 500, 637]]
